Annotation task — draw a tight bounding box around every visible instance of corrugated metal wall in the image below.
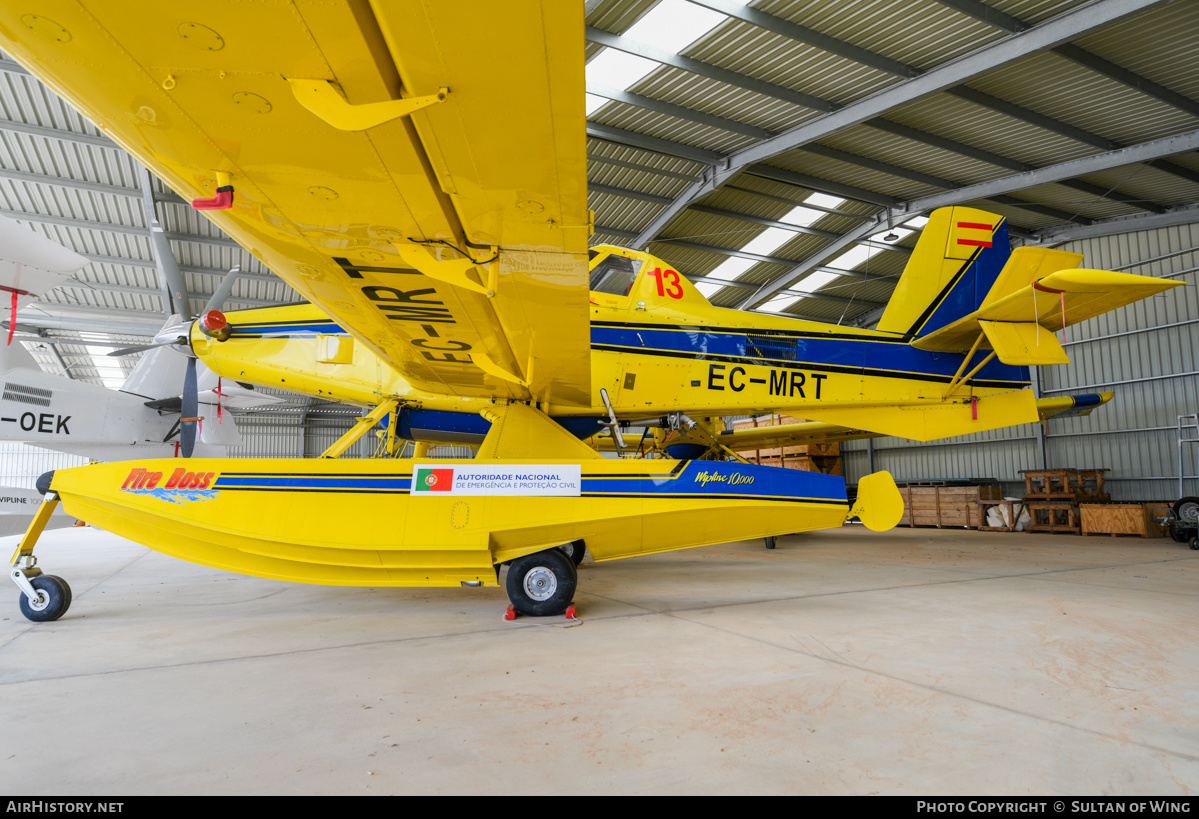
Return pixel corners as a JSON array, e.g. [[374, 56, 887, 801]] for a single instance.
[[0, 442, 86, 490], [843, 224, 1199, 501]]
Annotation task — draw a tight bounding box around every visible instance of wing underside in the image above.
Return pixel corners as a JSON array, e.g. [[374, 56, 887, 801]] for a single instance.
[[0, 0, 592, 408]]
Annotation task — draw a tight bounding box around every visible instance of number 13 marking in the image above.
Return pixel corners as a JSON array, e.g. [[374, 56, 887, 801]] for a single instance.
[[653, 267, 684, 299]]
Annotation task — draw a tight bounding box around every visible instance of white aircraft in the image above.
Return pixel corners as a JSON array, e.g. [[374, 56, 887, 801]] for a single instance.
[[0, 215, 281, 530]]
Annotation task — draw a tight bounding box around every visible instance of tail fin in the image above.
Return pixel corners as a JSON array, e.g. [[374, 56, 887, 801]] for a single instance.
[[877, 207, 1015, 339]]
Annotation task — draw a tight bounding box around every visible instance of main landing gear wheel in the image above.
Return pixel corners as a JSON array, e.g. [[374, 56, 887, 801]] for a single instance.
[[506, 548, 578, 617], [17, 574, 72, 622], [557, 539, 587, 567]]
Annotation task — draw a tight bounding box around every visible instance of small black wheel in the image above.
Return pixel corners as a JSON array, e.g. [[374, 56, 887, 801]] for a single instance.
[[1169, 523, 1189, 543], [506, 548, 577, 616], [17, 575, 72, 622], [765, 536, 776, 550], [1190, 536, 1199, 551], [557, 539, 587, 567]]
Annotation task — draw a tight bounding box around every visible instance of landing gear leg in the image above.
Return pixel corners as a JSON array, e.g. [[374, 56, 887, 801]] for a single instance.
[[10, 492, 72, 622]]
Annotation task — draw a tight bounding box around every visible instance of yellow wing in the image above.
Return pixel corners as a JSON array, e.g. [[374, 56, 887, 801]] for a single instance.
[[719, 393, 1114, 450], [0, 0, 591, 408]]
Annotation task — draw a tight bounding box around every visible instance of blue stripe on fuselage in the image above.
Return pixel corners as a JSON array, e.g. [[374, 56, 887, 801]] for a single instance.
[[589, 324, 1027, 385]]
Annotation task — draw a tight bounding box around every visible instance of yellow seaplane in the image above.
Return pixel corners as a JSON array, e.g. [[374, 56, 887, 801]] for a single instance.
[[2, 1, 1179, 621]]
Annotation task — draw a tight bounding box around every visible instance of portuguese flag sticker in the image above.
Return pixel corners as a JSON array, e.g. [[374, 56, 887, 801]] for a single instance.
[[413, 467, 454, 492]]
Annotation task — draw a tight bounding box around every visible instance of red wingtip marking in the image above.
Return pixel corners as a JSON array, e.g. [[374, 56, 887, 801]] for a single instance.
[[956, 239, 992, 247], [956, 222, 994, 230]]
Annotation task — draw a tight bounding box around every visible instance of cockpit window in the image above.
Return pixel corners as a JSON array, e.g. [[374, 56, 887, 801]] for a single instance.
[[589, 254, 643, 296]]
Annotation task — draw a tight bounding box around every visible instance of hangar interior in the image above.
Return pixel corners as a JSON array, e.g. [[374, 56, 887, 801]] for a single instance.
[[0, 0, 1195, 498], [0, 0, 1197, 796]]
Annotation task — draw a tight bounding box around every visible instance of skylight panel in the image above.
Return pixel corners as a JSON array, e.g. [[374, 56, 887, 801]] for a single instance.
[[624, 0, 726, 55], [805, 193, 845, 210], [80, 332, 126, 390], [760, 295, 799, 313], [694, 282, 722, 299], [904, 215, 929, 228], [708, 257, 754, 281], [779, 206, 823, 228], [829, 245, 878, 270], [585, 94, 609, 116], [740, 227, 793, 256], [585, 49, 658, 92], [791, 271, 838, 293]]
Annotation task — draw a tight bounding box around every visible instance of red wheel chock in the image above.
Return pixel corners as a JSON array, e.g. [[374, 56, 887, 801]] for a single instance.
[[502, 603, 578, 621]]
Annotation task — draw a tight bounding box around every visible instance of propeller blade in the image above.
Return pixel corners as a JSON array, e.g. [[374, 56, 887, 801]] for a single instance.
[[203, 266, 241, 315], [107, 342, 170, 357], [180, 356, 199, 458]]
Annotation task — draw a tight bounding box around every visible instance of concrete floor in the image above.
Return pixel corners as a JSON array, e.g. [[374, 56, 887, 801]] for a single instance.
[[1, 524, 1196, 795]]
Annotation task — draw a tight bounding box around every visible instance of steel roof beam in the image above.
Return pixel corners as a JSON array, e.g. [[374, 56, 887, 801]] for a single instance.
[[1028, 206, 1199, 244], [585, 123, 723, 165], [937, 0, 1199, 116], [587, 152, 702, 181], [0, 166, 185, 203], [626, 0, 1171, 247], [734, 217, 885, 309], [737, 128, 1199, 310], [586, 83, 773, 139], [903, 128, 1199, 213], [585, 25, 838, 113], [589, 182, 674, 205], [0, 207, 242, 248], [57, 279, 290, 308], [81, 254, 282, 283], [657, 238, 891, 283]]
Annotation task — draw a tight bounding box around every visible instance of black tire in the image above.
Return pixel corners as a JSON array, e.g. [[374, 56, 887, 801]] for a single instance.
[[557, 539, 587, 567], [1190, 536, 1199, 551], [1169, 523, 1189, 542], [18, 574, 71, 622], [1174, 497, 1199, 527], [506, 548, 577, 617]]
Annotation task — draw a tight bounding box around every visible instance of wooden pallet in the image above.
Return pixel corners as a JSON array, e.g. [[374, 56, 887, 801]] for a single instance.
[[1026, 502, 1080, 534], [1079, 502, 1172, 538], [1019, 469, 1110, 501]]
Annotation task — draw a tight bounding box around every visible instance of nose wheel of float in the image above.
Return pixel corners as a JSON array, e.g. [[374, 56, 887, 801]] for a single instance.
[[10, 491, 72, 622]]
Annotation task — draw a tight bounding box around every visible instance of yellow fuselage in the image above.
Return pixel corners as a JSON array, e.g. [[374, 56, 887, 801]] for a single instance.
[[194, 246, 1036, 440]]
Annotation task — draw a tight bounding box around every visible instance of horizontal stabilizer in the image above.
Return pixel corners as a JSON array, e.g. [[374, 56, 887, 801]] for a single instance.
[[914, 269, 1182, 353], [978, 320, 1069, 365], [1037, 391, 1112, 421]]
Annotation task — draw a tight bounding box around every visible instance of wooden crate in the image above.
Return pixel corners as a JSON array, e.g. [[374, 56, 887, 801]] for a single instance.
[[1026, 502, 1080, 534], [978, 499, 1027, 532], [1079, 503, 1172, 538], [897, 485, 1002, 528], [734, 414, 841, 474]]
